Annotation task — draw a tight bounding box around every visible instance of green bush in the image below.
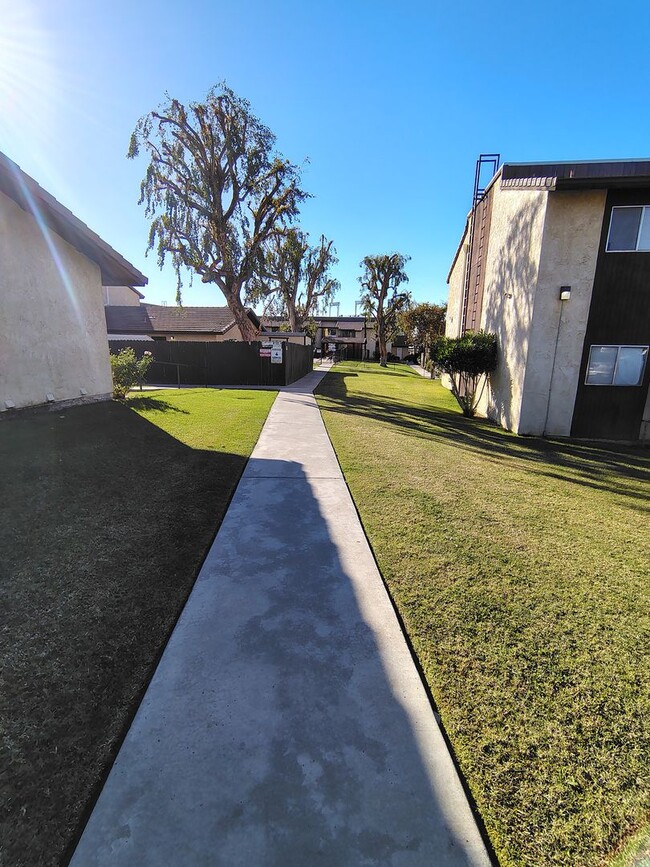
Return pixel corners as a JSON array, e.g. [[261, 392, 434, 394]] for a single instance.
[[430, 331, 497, 416], [109, 348, 153, 399]]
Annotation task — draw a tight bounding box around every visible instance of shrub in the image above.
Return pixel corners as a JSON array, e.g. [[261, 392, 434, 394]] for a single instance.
[[110, 348, 153, 399], [430, 331, 497, 416]]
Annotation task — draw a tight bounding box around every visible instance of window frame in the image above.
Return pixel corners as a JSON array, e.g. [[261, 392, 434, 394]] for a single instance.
[[605, 205, 650, 252], [585, 344, 649, 386]]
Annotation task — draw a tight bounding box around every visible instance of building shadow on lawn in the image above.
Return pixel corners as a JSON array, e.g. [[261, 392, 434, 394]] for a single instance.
[[316, 371, 650, 506], [0, 400, 246, 867]]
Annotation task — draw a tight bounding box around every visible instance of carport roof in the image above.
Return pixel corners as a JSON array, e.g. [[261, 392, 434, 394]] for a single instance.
[[323, 336, 365, 345]]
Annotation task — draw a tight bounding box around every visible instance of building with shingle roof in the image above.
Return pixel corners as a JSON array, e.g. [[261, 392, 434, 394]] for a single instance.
[[105, 303, 261, 341]]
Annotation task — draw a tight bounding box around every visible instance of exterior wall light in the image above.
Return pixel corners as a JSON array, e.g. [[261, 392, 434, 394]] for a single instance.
[[559, 286, 571, 301]]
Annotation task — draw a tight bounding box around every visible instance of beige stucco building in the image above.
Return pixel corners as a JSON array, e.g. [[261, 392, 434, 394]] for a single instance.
[[447, 159, 650, 440], [0, 152, 147, 414], [103, 285, 145, 307]]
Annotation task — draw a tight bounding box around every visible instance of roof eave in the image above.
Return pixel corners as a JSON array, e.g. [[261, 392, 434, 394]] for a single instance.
[[0, 151, 148, 286]]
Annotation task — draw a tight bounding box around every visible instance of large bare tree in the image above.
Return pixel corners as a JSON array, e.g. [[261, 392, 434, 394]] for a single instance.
[[359, 254, 410, 366], [128, 83, 308, 341], [247, 228, 339, 331]]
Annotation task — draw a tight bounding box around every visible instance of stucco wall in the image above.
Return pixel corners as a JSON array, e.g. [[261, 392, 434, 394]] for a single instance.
[[446, 229, 468, 339], [103, 285, 142, 306], [518, 190, 606, 435], [478, 185, 549, 431], [0, 190, 112, 412]]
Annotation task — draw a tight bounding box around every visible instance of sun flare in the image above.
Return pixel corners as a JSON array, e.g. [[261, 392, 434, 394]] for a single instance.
[[0, 0, 60, 148]]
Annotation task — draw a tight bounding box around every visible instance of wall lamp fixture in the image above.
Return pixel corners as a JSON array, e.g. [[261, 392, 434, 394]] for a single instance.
[[559, 286, 571, 301]]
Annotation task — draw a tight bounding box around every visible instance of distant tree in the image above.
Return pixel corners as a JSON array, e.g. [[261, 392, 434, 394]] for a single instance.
[[400, 302, 447, 360], [247, 228, 339, 332], [359, 254, 410, 366], [430, 331, 498, 416], [128, 83, 308, 341]]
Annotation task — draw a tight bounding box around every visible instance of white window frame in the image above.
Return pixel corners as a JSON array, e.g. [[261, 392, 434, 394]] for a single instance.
[[606, 205, 650, 252], [585, 344, 649, 386]]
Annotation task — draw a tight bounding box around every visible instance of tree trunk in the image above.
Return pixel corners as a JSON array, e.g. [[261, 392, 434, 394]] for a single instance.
[[378, 327, 387, 366], [287, 303, 299, 333], [223, 287, 259, 342]]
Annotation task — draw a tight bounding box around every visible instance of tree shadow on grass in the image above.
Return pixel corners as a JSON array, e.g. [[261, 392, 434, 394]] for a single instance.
[[316, 371, 650, 507], [126, 396, 190, 413]]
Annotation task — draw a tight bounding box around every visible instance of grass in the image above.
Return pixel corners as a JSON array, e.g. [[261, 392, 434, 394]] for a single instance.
[[315, 361, 650, 867], [609, 825, 650, 867], [0, 388, 276, 867]]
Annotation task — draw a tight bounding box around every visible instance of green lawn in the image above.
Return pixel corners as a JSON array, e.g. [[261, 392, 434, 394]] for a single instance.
[[0, 388, 276, 867], [316, 362, 650, 867]]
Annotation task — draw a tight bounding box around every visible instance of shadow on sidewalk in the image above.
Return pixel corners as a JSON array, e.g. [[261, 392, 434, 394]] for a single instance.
[[71, 456, 489, 866]]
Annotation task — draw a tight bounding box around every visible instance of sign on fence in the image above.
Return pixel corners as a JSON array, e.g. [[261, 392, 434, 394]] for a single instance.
[[271, 341, 283, 364], [108, 339, 311, 387]]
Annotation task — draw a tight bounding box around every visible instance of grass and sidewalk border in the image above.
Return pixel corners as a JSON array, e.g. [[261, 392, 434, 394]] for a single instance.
[[315, 361, 650, 867]]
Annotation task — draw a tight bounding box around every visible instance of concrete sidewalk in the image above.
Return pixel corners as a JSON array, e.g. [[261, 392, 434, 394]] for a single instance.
[[407, 362, 432, 379], [72, 364, 491, 866]]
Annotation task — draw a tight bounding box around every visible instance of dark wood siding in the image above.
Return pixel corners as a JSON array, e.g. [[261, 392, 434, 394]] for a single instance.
[[571, 189, 650, 439], [463, 189, 493, 332]]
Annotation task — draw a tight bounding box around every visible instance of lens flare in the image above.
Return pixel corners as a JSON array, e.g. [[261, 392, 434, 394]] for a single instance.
[[0, 2, 86, 324], [0, 1, 60, 152], [5, 157, 84, 326]]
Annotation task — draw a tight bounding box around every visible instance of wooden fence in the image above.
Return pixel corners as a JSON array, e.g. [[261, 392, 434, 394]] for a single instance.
[[108, 340, 312, 387]]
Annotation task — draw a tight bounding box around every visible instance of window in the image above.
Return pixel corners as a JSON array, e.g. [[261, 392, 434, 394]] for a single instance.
[[585, 345, 648, 385], [606, 206, 650, 251]]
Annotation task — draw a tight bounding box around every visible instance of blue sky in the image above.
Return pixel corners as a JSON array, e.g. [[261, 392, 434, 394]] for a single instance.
[[2, 0, 650, 314]]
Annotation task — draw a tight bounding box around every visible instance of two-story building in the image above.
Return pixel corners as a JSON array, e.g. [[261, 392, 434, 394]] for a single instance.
[[447, 158, 650, 441]]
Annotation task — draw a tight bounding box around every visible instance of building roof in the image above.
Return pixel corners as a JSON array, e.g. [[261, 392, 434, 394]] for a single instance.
[[447, 157, 650, 283], [105, 304, 260, 334], [260, 316, 292, 330], [0, 151, 147, 286], [500, 158, 650, 191]]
